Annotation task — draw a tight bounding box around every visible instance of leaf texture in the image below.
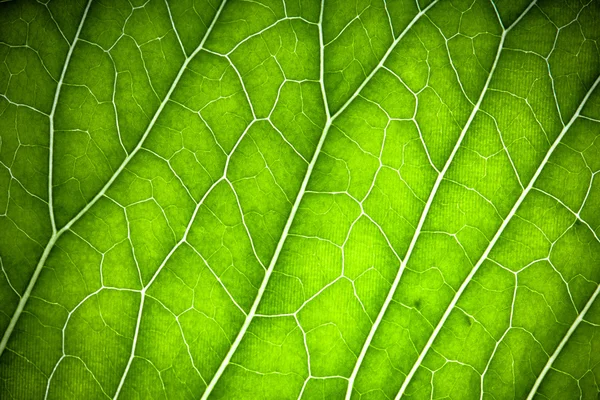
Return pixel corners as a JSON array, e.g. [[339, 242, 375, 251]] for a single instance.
[[0, 0, 600, 399]]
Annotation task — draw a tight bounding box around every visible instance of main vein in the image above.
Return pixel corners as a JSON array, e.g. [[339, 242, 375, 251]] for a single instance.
[[0, 0, 227, 357], [346, 0, 539, 397]]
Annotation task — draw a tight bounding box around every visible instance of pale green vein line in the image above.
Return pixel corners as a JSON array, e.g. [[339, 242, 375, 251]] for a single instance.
[[319, 0, 330, 120], [164, 0, 186, 57], [0, 0, 228, 358], [526, 283, 600, 399], [47, 0, 97, 236], [112, 294, 146, 399]]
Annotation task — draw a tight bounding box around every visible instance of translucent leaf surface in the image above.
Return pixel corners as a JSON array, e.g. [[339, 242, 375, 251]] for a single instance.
[[1, 0, 600, 399]]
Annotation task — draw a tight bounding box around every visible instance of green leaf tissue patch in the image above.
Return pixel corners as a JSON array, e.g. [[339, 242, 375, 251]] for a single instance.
[[1, 0, 600, 399]]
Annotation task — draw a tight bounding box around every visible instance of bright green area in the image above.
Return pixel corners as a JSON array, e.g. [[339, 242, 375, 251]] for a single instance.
[[0, 0, 599, 399]]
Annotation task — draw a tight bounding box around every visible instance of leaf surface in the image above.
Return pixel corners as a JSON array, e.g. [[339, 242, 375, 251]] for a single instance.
[[1, 0, 600, 399]]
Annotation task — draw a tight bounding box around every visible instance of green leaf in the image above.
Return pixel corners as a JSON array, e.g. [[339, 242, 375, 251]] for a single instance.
[[1, 0, 600, 399]]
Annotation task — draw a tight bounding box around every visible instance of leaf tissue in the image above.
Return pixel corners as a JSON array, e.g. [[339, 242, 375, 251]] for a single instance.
[[1, 0, 600, 399]]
